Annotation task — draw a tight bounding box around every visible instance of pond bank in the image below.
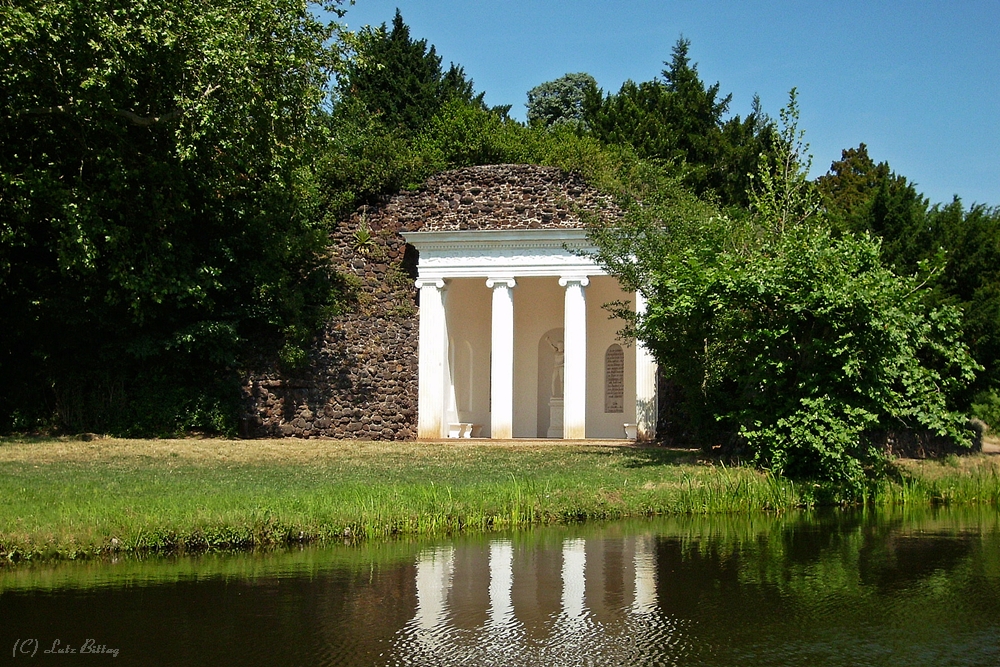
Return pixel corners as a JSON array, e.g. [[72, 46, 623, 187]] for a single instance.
[[1, 437, 998, 563]]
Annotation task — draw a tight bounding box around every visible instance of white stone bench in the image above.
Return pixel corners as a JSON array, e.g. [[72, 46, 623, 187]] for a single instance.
[[447, 423, 482, 438]]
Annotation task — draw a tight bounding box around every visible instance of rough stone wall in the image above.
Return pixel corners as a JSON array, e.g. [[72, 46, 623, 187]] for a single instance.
[[389, 164, 618, 232], [241, 220, 420, 440], [241, 164, 619, 439]]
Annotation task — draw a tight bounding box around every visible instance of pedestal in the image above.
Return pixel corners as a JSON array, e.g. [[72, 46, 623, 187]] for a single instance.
[[547, 397, 564, 438]]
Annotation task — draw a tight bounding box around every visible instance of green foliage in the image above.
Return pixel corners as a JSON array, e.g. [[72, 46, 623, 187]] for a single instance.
[[526, 72, 598, 130], [971, 390, 1000, 432], [336, 9, 495, 136], [925, 201, 1000, 397], [815, 143, 892, 233], [583, 38, 776, 208], [748, 88, 821, 234], [819, 144, 1000, 407], [414, 99, 535, 170], [318, 88, 641, 220], [622, 220, 973, 489], [816, 143, 931, 261], [589, 94, 977, 490], [317, 100, 426, 216], [320, 10, 525, 217], [0, 0, 348, 434]]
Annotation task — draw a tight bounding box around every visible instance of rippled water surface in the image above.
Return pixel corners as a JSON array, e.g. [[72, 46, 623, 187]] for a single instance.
[[3, 509, 1000, 666]]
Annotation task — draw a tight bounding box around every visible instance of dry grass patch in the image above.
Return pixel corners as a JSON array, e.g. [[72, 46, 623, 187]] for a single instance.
[[0, 437, 643, 466], [896, 452, 1000, 481]]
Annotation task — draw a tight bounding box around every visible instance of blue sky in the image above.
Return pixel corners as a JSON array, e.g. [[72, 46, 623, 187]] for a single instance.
[[337, 1, 999, 207]]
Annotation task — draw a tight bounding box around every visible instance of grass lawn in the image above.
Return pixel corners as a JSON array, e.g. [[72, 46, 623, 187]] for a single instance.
[[1, 436, 998, 561]]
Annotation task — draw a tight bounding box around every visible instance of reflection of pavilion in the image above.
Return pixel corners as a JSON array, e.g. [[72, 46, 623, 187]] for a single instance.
[[409, 534, 658, 646]]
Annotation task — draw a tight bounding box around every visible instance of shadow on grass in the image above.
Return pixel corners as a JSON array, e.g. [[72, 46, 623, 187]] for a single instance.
[[0, 433, 104, 445], [606, 446, 703, 468]]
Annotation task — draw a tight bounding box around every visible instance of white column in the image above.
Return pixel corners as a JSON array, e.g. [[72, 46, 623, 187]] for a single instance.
[[560, 276, 589, 439], [416, 278, 448, 439], [487, 277, 516, 439], [635, 290, 658, 441]]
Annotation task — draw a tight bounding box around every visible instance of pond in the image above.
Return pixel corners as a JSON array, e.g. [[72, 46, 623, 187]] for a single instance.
[[2, 509, 999, 666]]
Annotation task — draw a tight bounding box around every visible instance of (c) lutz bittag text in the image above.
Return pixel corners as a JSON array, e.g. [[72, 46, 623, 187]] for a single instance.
[[13, 638, 119, 658]]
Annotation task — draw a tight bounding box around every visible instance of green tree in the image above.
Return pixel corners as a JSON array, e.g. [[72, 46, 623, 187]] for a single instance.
[[589, 94, 976, 491], [336, 9, 495, 135], [747, 88, 821, 234], [583, 38, 775, 208], [816, 143, 930, 263], [818, 144, 1000, 426], [815, 143, 889, 232], [927, 200, 1000, 412], [526, 72, 598, 130], [0, 0, 346, 434]]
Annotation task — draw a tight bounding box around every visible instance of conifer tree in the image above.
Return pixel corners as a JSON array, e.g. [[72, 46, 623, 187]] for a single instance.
[[582, 38, 774, 208], [337, 9, 487, 134]]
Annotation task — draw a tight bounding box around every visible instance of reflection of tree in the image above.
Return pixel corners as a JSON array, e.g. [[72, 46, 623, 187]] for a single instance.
[[652, 509, 1000, 665], [6, 512, 998, 666]]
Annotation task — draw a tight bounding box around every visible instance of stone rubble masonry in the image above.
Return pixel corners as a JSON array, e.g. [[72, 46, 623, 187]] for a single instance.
[[240, 164, 621, 439]]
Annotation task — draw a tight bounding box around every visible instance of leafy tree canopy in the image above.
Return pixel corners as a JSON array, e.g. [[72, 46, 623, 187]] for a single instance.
[[526, 72, 598, 131], [818, 143, 1000, 424], [589, 92, 977, 492], [0, 0, 347, 434]]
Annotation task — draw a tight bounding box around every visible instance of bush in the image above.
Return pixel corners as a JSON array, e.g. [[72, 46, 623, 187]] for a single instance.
[[588, 92, 978, 487], [971, 390, 1000, 433]]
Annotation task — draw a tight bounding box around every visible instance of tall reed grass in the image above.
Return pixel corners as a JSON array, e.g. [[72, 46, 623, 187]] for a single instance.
[[0, 438, 997, 562]]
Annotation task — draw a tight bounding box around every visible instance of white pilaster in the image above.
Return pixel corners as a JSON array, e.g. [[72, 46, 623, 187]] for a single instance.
[[560, 276, 589, 439], [635, 290, 658, 441], [416, 278, 448, 439], [487, 277, 516, 439]]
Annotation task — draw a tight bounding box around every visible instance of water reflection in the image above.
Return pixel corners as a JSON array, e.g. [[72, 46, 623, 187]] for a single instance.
[[561, 538, 586, 620], [2, 510, 1000, 666], [414, 546, 452, 632], [395, 532, 693, 666]]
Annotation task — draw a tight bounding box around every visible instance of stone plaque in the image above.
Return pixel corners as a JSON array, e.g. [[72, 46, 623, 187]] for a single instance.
[[604, 344, 624, 413]]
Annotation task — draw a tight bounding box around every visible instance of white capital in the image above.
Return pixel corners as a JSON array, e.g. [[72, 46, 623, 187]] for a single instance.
[[486, 276, 517, 289], [558, 275, 590, 288], [414, 277, 446, 290]]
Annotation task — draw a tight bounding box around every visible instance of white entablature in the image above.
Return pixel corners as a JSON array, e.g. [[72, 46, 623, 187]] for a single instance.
[[400, 229, 604, 279]]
